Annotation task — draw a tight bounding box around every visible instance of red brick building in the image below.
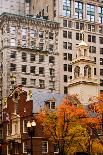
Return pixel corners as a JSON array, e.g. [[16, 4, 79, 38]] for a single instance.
[[3, 86, 64, 155]]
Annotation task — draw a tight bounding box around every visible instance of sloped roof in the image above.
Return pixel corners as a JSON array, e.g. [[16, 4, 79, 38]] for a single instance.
[[31, 90, 65, 113]]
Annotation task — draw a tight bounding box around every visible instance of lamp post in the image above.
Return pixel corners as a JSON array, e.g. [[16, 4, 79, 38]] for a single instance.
[[27, 120, 36, 155]]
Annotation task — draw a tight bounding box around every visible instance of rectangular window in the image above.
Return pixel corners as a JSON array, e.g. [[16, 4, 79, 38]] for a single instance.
[[63, 30, 67, 38], [76, 22, 84, 30], [100, 69, 103, 76], [89, 46, 96, 53], [22, 40, 26, 48], [22, 28, 27, 36], [88, 35, 96, 43], [39, 80, 45, 88], [23, 120, 27, 133], [42, 141, 48, 153], [39, 31, 44, 38], [49, 56, 55, 64], [100, 58, 103, 65], [88, 24, 95, 32], [100, 48, 103, 54], [49, 32, 54, 40], [94, 68, 96, 75], [22, 52, 27, 62], [49, 81, 55, 90], [39, 55, 44, 62], [49, 44, 54, 51], [63, 42, 67, 49], [10, 63, 16, 71], [98, 6, 103, 23], [21, 78, 27, 85], [7, 123, 11, 136], [49, 68, 55, 77], [63, 53, 67, 60], [7, 143, 11, 155], [64, 75, 68, 82], [100, 37, 103, 44], [10, 51, 16, 59], [54, 144, 59, 153], [68, 53, 72, 61], [39, 43, 44, 50], [100, 79, 103, 86], [75, 1, 83, 19], [63, 20, 67, 27], [63, 0, 71, 17], [99, 26, 103, 34], [68, 42, 72, 50], [30, 54, 35, 62], [76, 33, 82, 40], [39, 67, 44, 75], [22, 65, 27, 73], [30, 29, 37, 37], [30, 66, 35, 74], [68, 64, 72, 72], [87, 4, 95, 22], [68, 31, 72, 39], [64, 64, 67, 71]]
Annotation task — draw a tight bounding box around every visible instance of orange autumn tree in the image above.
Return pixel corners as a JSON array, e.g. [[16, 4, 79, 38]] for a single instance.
[[36, 95, 100, 155]]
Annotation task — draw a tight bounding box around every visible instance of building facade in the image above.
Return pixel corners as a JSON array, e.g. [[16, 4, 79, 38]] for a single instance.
[[3, 86, 64, 155], [31, 0, 103, 94]]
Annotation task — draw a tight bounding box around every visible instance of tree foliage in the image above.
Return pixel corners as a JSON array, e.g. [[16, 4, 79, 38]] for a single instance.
[[36, 95, 102, 155]]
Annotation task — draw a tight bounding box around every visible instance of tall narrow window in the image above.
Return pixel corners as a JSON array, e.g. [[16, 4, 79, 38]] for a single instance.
[[87, 4, 95, 22], [63, 0, 71, 16], [75, 1, 83, 19]]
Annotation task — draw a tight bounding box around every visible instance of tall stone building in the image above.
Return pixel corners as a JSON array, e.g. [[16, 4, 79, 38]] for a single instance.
[[31, 0, 103, 94]]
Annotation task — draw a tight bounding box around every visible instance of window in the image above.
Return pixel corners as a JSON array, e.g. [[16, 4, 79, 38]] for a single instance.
[[64, 86, 68, 94], [94, 68, 96, 75], [39, 67, 44, 75], [22, 52, 27, 61], [30, 29, 37, 38], [94, 57, 96, 64], [49, 32, 54, 40], [30, 66, 35, 74], [30, 40, 36, 49], [88, 24, 95, 32], [75, 1, 83, 19], [74, 66, 80, 78], [49, 56, 55, 64], [100, 79, 103, 86], [39, 80, 45, 88], [42, 9, 44, 16], [100, 69, 103, 76], [99, 26, 103, 34], [87, 4, 95, 22], [98, 7, 103, 23], [45, 101, 56, 109], [76, 22, 84, 30], [22, 65, 27, 73], [7, 123, 11, 136], [63, 0, 71, 17], [63, 42, 67, 49], [39, 31, 44, 38], [10, 63, 16, 71], [100, 48, 103, 54], [30, 79, 36, 86], [7, 143, 11, 155], [88, 35, 96, 43], [100, 58, 103, 65], [76, 33, 82, 40], [42, 141, 48, 153], [84, 65, 91, 78], [64, 75, 68, 82], [23, 120, 27, 133], [89, 46, 96, 53], [49, 81, 55, 90], [68, 20, 72, 28], [63, 53, 67, 60], [10, 38, 16, 46], [68, 53, 72, 61], [63, 30, 67, 38], [68, 64, 72, 72], [49, 68, 55, 77], [54, 144, 59, 153], [22, 40, 26, 47], [63, 42, 72, 50], [49, 44, 54, 51], [10, 51, 16, 59], [10, 26, 16, 34], [64, 64, 67, 71], [22, 28, 27, 36], [30, 54, 35, 62], [68, 31, 72, 39], [15, 143, 19, 154], [39, 55, 44, 62], [100, 37, 103, 44], [23, 142, 27, 153], [21, 78, 27, 85], [63, 20, 67, 27], [39, 43, 44, 50]]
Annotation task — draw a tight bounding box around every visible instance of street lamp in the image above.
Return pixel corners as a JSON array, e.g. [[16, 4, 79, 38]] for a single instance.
[[27, 120, 36, 155]]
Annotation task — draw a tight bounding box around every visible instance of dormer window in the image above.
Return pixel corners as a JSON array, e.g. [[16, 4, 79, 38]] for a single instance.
[[45, 101, 56, 110]]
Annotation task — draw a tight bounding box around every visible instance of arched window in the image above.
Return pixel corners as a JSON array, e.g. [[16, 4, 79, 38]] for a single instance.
[[74, 66, 80, 78], [84, 65, 91, 78]]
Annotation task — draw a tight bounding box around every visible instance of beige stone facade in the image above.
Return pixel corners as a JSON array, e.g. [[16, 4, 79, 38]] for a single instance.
[[31, 0, 103, 94], [0, 13, 60, 101]]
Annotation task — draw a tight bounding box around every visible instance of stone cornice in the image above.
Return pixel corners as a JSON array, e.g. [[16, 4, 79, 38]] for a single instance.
[[0, 12, 59, 29]]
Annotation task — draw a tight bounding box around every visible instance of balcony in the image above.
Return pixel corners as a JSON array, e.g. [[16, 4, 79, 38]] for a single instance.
[[6, 133, 21, 143]]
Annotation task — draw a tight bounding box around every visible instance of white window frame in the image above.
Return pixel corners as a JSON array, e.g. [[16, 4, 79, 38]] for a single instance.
[[23, 119, 27, 133], [42, 141, 48, 153], [23, 142, 27, 153]]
